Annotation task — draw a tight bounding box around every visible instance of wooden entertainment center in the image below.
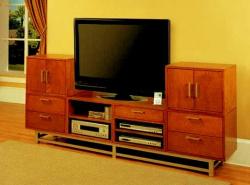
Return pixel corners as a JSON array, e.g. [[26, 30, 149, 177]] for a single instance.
[[25, 55, 237, 176]]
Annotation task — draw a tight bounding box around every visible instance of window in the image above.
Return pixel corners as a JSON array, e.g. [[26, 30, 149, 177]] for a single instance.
[[0, 0, 40, 73]]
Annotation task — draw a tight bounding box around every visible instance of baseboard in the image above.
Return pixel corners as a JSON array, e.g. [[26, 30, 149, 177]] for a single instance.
[[0, 86, 25, 104], [226, 138, 250, 167]]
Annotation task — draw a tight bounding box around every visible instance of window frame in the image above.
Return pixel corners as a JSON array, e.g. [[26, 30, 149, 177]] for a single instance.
[[0, 1, 40, 74]]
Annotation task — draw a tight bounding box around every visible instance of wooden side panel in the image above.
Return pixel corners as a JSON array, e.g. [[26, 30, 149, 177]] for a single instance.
[[224, 65, 236, 114], [166, 68, 194, 110], [194, 70, 223, 113], [26, 58, 46, 94], [46, 60, 66, 95], [224, 109, 237, 160], [65, 59, 80, 96]]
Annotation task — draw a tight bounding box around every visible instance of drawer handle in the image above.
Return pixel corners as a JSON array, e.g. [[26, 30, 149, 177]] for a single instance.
[[187, 82, 192, 98], [40, 98, 51, 103], [39, 114, 51, 120], [132, 110, 145, 114], [185, 135, 201, 141], [186, 116, 201, 121]]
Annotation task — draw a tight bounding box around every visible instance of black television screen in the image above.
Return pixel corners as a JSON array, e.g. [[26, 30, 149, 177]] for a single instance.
[[74, 18, 170, 100]]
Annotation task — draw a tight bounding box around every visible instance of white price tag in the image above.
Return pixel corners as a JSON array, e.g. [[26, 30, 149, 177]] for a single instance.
[[153, 92, 162, 105]]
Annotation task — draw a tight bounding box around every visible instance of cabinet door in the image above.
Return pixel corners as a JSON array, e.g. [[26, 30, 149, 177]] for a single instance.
[[46, 60, 66, 95], [26, 59, 46, 93], [167, 68, 194, 110], [194, 71, 223, 112]]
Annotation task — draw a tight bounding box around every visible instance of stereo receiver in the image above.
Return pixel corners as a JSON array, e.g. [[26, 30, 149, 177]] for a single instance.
[[71, 119, 109, 139]]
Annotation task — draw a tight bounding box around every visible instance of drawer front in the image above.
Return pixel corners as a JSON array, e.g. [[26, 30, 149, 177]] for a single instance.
[[115, 106, 164, 123], [26, 111, 65, 133], [26, 95, 65, 114], [168, 111, 222, 137], [167, 131, 223, 159]]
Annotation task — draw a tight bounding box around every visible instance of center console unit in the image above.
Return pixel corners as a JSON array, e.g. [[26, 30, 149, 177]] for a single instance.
[[25, 55, 237, 176]]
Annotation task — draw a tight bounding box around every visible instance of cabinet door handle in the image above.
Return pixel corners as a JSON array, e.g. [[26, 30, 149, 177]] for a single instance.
[[132, 110, 145, 114], [39, 114, 51, 120], [194, 83, 199, 98], [40, 70, 45, 83], [185, 135, 201, 141], [40, 98, 51, 103], [187, 82, 192, 98], [186, 116, 201, 121], [45, 70, 49, 84]]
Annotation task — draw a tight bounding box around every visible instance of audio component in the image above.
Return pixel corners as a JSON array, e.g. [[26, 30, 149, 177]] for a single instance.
[[71, 119, 109, 139], [119, 122, 162, 134], [118, 135, 162, 147]]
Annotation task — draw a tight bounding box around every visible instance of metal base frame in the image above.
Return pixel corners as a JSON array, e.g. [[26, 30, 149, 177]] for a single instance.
[[35, 131, 221, 176]]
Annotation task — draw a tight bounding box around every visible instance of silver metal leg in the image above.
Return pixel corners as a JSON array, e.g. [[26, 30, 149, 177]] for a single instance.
[[35, 131, 40, 144]]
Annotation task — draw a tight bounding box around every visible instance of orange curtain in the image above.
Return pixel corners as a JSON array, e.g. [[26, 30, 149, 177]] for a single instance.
[[25, 0, 47, 54]]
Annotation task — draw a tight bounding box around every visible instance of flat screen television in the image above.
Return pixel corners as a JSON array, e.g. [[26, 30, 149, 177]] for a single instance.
[[74, 18, 170, 100]]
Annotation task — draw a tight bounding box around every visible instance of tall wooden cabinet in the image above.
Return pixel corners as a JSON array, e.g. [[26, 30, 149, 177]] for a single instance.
[[26, 55, 74, 133], [166, 62, 237, 160]]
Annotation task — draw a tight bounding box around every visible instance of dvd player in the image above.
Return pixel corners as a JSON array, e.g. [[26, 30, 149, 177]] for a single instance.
[[119, 122, 162, 134], [118, 135, 162, 147]]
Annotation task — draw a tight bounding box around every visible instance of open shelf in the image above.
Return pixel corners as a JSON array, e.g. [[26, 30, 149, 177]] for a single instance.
[[68, 99, 112, 121]]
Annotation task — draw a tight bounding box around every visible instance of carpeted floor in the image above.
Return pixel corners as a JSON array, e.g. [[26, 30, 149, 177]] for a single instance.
[[0, 140, 230, 185]]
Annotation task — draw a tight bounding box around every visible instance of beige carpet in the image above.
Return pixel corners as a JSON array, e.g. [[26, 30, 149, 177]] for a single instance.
[[0, 140, 230, 185]]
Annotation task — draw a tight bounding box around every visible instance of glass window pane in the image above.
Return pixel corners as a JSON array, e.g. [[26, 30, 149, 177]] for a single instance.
[[9, 0, 24, 5], [28, 17, 40, 39], [8, 40, 24, 71], [28, 41, 40, 55], [9, 5, 24, 38]]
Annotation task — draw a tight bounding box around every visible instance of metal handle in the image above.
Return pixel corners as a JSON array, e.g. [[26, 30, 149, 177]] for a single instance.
[[186, 116, 201, 121], [39, 114, 51, 120], [185, 135, 201, 141], [132, 110, 145, 114], [187, 82, 192, 98], [40, 70, 45, 83], [40, 98, 51, 103], [45, 70, 49, 84], [194, 83, 199, 98]]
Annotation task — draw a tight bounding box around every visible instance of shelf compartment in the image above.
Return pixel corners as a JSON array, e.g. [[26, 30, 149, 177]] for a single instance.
[[115, 119, 164, 135], [115, 132, 163, 149], [68, 100, 111, 121], [115, 129, 163, 138]]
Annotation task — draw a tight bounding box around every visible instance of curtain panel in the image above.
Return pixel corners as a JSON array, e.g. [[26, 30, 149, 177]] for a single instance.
[[25, 0, 47, 54]]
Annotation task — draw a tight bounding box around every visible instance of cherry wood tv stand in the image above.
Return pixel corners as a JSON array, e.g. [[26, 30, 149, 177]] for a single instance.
[[26, 55, 237, 176]]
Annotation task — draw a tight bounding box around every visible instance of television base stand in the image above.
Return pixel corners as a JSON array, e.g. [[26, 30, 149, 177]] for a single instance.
[[35, 131, 221, 177]]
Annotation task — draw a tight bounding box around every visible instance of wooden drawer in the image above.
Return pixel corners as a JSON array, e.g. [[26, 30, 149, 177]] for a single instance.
[[26, 111, 65, 133], [168, 111, 222, 137], [115, 105, 164, 123], [26, 95, 65, 114], [167, 131, 223, 159]]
